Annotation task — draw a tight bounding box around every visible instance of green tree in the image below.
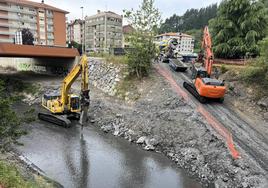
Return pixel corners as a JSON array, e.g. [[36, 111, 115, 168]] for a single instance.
[[209, 0, 268, 59], [124, 0, 161, 78], [0, 80, 21, 150], [159, 14, 183, 33], [241, 37, 268, 93], [68, 41, 82, 54], [159, 4, 217, 33], [21, 28, 34, 45]]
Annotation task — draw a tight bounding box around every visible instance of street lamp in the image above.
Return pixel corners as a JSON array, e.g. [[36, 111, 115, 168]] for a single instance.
[[80, 6, 85, 54]]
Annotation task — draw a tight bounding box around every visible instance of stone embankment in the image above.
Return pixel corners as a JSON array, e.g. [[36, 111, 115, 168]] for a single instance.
[[89, 58, 128, 96]]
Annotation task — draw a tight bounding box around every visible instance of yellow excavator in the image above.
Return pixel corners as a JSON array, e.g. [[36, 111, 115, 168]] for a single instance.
[[38, 55, 90, 128]]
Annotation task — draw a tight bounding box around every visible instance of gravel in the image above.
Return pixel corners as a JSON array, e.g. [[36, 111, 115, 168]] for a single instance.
[[89, 72, 267, 188]]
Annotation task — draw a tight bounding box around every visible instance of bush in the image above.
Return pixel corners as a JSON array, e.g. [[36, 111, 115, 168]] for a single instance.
[[0, 78, 37, 150], [220, 65, 228, 74], [240, 37, 268, 93], [241, 63, 268, 88]]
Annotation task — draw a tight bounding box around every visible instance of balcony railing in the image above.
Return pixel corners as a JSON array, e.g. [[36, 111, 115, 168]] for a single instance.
[[0, 31, 14, 35], [47, 35, 54, 39], [0, 14, 8, 19], [46, 14, 53, 18], [0, 5, 37, 15], [0, 38, 13, 43], [47, 21, 53, 25], [0, 22, 9, 27], [47, 28, 53, 32]]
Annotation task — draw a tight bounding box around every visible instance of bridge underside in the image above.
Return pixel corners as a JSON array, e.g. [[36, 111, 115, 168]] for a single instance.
[[0, 44, 80, 75]]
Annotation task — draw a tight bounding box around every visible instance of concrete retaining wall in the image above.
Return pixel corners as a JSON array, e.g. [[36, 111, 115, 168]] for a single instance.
[[89, 57, 127, 96], [0, 57, 78, 74]]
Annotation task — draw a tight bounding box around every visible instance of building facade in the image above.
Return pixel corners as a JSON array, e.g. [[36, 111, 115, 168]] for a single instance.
[[123, 25, 134, 48], [155, 32, 195, 54], [66, 19, 84, 45], [85, 11, 123, 52], [0, 0, 68, 46]]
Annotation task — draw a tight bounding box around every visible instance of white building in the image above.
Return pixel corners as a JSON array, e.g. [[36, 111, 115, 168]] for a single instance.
[[85, 10, 123, 52], [66, 19, 84, 44], [155, 32, 195, 54]]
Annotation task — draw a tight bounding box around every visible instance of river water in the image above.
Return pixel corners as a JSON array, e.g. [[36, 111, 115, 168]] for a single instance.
[[16, 119, 202, 188]]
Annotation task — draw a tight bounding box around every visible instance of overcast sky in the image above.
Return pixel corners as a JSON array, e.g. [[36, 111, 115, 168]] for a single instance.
[[32, 0, 222, 22]]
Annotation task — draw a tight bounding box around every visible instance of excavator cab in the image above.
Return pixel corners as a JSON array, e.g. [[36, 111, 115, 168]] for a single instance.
[[69, 95, 80, 112], [191, 66, 209, 80]]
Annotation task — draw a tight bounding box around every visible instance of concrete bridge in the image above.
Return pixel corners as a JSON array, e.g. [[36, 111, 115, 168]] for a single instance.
[[0, 43, 79, 75]]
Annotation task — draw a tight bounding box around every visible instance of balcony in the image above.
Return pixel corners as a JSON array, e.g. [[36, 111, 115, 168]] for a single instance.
[[47, 28, 53, 33], [0, 5, 37, 15], [0, 14, 8, 19], [47, 21, 53, 25], [0, 22, 9, 27], [46, 14, 53, 18], [0, 31, 14, 35], [0, 38, 13, 43], [47, 35, 54, 40]]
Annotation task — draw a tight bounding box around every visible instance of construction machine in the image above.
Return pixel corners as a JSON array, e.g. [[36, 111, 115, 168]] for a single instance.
[[183, 26, 226, 103], [158, 38, 188, 72], [38, 55, 90, 128]]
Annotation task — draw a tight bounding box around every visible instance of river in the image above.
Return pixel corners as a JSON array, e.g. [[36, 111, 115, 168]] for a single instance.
[[15, 118, 203, 188]]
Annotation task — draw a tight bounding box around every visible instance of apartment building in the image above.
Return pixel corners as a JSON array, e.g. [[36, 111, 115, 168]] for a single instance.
[[123, 24, 134, 48], [155, 32, 195, 54], [0, 0, 68, 46], [85, 10, 123, 52], [67, 19, 85, 45]]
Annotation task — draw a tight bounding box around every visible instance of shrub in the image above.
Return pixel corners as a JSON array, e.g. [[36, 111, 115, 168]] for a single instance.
[[220, 65, 228, 74], [240, 37, 268, 93]]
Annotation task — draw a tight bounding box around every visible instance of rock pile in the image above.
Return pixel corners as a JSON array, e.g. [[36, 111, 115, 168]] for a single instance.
[[89, 58, 127, 96]]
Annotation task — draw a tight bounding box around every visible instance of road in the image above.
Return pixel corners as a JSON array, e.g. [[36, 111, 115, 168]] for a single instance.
[[157, 62, 268, 174], [14, 104, 202, 188]]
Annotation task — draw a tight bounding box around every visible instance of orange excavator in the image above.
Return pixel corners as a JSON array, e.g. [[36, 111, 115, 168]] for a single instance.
[[183, 26, 226, 103]]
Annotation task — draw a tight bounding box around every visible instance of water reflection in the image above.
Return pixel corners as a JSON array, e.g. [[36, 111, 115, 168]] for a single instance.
[[17, 122, 202, 188]]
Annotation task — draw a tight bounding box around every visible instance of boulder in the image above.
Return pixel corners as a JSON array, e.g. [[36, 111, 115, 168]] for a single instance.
[[257, 97, 268, 108], [136, 136, 147, 144], [263, 112, 268, 121], [101, 124, 113, 133]]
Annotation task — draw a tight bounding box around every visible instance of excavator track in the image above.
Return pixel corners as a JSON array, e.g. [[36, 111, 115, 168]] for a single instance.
[[183, 81, 207, 103], [38, 113, 71, 128]]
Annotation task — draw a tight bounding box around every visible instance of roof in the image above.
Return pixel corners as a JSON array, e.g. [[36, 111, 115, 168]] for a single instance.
[[123, 25, 134, 34], [68, 19, 85, 26], [86, 10, 122, 19], [3, 0, 69, 14], [156, 32, 193, 39]]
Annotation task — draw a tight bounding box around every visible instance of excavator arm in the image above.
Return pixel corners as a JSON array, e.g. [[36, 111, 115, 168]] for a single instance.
[[60, 55, 89, 108], [202, 26, 214, 76]]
